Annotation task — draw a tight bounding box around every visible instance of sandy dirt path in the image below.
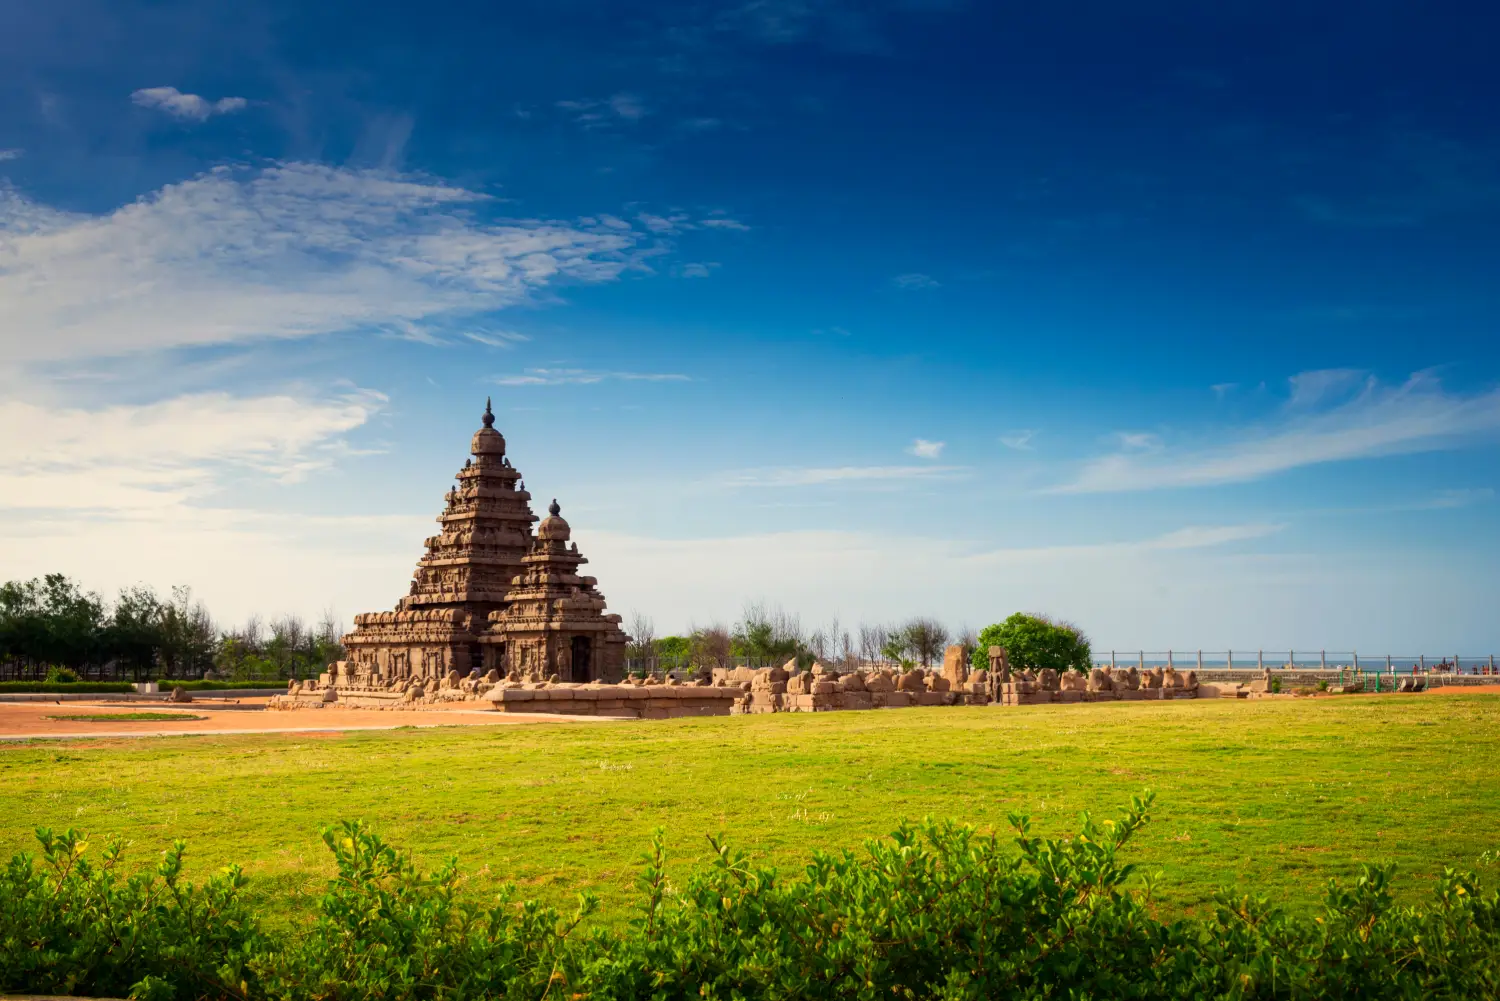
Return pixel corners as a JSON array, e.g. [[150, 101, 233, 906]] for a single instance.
[[0, 698, 623, 740]]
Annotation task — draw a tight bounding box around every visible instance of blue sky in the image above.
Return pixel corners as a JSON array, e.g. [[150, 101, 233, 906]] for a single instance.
[[2, 0, 1497, 652]]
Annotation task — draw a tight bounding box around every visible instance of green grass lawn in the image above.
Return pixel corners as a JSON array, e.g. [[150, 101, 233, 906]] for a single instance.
[[2, 694, 1496, 925]]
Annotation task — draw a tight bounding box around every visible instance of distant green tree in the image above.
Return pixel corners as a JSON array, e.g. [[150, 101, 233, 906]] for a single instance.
[[105, 586, 165, 681], [971, 612, 1091, 675], [656, 636, 690, 661], [0, 575, 108, 677]]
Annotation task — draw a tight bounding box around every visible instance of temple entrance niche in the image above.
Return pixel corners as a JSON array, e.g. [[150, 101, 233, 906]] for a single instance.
[[571, 635, 592, 683], [467, 643, 484, 674]]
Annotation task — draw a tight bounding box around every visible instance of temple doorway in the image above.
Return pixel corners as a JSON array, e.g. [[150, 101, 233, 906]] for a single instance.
[[571, 635, 592, 682], [467, 643, 484, 674]]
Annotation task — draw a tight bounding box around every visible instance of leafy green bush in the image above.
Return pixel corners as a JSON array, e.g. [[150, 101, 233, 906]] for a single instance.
[[44, 666, 80, 684], [972, 612, 1092, 675], [0, 827, 261, 999], [3, 796, 1498, 1000], [0, 680, 135, 694]]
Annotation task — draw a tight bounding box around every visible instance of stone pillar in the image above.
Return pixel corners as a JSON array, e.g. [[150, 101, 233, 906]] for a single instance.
[[987, 646, 1010, 682]]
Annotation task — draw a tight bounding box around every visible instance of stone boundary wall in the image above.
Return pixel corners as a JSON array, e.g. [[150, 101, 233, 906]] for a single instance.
[[486, 682, 738, 719], [714, 662, 991, 714]]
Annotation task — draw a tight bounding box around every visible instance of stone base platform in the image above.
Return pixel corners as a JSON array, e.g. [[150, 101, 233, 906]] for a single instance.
[[484, 682, 740, 719]]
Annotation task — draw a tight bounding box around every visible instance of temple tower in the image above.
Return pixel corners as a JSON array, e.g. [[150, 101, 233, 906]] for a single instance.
[[341, 400, 538, 684], [480, 500, 627, 683], [401, 398, 537, 618]]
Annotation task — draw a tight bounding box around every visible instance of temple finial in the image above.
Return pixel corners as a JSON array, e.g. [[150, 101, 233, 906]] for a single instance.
[[549, 498, 561, 516], [482, 396, 495, 429]]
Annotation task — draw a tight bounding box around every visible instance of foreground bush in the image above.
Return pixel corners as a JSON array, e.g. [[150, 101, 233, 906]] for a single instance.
[[2, 795, 1496, 1000]]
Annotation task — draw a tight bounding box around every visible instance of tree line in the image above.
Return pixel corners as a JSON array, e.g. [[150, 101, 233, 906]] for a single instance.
[[0, 574, 344, 683], [627, 604, 1094, 675], [629, 602, 971, 672]]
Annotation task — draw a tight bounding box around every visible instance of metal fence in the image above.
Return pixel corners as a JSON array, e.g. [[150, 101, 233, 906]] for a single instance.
[[1089, 650, 1499, 674]]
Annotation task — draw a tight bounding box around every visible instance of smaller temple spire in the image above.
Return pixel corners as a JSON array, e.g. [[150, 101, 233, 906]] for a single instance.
[[482, 397, 495, 429]]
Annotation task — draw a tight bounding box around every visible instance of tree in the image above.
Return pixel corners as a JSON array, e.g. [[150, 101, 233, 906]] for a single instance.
[[688, 624, 731, 671], [106, 586, 165, 681], [627, 611, 656, 665], [656, 636, 690, 661], [158, 586, 216, 679], [971, 612, 1091, 675], [858, 624, 889, 666], [731, 602, 802, 665], [900, 617, 949, 669]]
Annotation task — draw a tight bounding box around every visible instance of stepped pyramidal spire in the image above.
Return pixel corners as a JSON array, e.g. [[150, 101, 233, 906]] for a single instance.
[[338, 401, 626, 688]]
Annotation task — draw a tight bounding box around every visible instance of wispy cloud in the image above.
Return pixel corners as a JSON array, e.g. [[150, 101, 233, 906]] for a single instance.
[[0, 163, 649, 364], [492, 368, 691, 386], [719, 465, 965, 488], [1114, 431, 1162, 451], [1420, 487, 1495, 510], [131, 86, 247, 121], [999, 430, 1035, 451], [1055, 370, 1500, 493], [464, 330, 530, 348], [1286, 368, 1365, 409], [636, 212, 750, 235], [678, 262, 719, 278], [557, 93, 649, 127], [1211, 382, 1237, 398], [0, 149, 21, 162], [0, 390, 384, 514], [967, 522, 1284, 564], [907, 438, 945, 459], [892, 272, 939, 290]]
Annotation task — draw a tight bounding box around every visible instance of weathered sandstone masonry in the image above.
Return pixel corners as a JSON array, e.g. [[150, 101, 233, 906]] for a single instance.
[[274, 401, 628, 713]]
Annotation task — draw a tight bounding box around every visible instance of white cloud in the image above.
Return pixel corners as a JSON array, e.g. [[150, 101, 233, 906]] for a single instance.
[[0, 390, 383, 515], [1286, 368, 1366, 409], [464, 330, 530, 348], [0, 163, 646, 364], [700, 217, 750, 231], [609, 93, 648, 120], [907, 438, 945, 459], [131, 86, 248, 121], [718, 465, 964, 488], [557, 94, 650, 126], [1056, 370, 1500, 493], [492, 368, 691, 386], [999, 429, 1035, 450], [0, 149, 21, 162], [892, 272, 939, 289], [1420, 487, 1495, 510], [679, 262, 719, 278], [1114, 431, 1162, 451]]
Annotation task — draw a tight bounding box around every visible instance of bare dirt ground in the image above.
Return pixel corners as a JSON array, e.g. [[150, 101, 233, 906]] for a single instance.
[[0, 698, 620, 740]]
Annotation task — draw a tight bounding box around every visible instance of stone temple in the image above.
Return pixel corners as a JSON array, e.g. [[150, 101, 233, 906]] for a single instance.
[[339, 400, 627, 686]]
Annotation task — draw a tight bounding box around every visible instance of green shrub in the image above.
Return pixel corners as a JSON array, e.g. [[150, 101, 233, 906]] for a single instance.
[[0, 827, 261, 999], [3, 797, 1498, 1000], [1318, 678, 1330, 692], [0, 680, 135, 694], [972, 612, 1092, 675], [44, 666, 80, 684]]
